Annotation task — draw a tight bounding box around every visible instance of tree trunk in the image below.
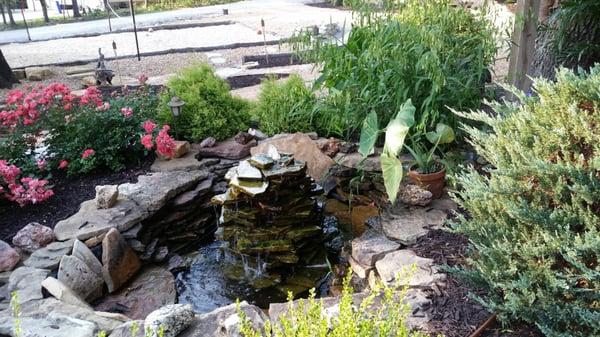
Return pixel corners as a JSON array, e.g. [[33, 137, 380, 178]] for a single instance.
[[39, 0, 49, 23], [72, 0, 81, 17], [0, 4, 6, 25], [4, 0, 15, 26], [0, 50, 17, 89]]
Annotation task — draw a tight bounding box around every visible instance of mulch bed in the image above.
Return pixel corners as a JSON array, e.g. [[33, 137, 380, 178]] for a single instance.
[[412, 229, 543, 337], [0, 156, 154, 242]]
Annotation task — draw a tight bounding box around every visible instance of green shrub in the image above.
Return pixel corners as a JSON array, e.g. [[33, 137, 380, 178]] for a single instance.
[[252, 75, 316, 136], [452, 67, 600, 337], [293, 0, 497, 140], [158, 64, 251, 142]]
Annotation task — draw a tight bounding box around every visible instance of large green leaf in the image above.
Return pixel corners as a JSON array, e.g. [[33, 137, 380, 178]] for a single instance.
[[426, 123, 455, 145], [358, 111, 379, 157], [393, 99, 416, 127], [381, 150, 403, 204], [384, 99, 415, 155]]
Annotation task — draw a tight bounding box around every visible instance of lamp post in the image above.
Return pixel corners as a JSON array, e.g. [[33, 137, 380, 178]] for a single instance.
[[167, 96, 185, 139]]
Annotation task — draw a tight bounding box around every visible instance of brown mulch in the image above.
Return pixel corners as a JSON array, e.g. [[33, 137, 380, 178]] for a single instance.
[[0, 156, 154, 242], [412, 229, 543, 337]]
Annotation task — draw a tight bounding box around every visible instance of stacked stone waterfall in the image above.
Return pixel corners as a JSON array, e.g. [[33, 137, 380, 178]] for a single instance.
[[212, 148, 325, 272]]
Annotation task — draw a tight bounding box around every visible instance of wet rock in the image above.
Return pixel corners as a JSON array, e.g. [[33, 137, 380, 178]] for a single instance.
[[172, 177, 214, 208], [0, 240, 19, 272], [58, 255, 104, 301], [236, 160, 263, 181], [41, 277, 91, 309], [95, 266, 176, 320], [144, 304, 195, 337], [7, 266, 49, 303], [351, 205, 379, 237], [96, 185, 119, 209], [102, 228, 141, 293], [375, 250, 446, 288], [234, 131, 254, 145], [200, 137, 217, 148], [180, 301, 267, 337], [24, 240, 74, 270], [248, 153, 274, 169], [12, 223, 55, 253], [197, 137, 257, 160], [72, 239, 103, 276], [109, 320, 145, 337], [381, 208, 447, 245], [351, 229, 401, 267], [251, 132, 334, 181], [398, 184, 432, 207], [248, 128, 267, 140]]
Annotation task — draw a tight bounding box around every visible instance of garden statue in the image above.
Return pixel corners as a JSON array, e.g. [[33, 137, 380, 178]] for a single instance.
[[94, 48, 114, 86]]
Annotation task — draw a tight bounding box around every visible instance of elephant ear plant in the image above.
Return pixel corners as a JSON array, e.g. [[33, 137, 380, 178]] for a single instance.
[[359, 99, 415, 204]]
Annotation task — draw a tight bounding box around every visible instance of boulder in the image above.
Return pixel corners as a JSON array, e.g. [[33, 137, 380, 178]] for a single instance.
[[4, 314, 97, 337], [96, 185, 119, 209], [172, 177, 214, 208], [144, 304, 195, 337], [41, 277, 92, 309], [72, 239, 103, 276], [12, 223, 55, 253], [24, 239, 74, 270], [0, 240, 19, 272], [173, 140, 191, 158], [398, 184, 432, 207], [95, 266, 176, 320], [375, 249, 446, 288], [348, 256, 372, 279], [57, 255, 104, 301], [180, 301, 267, 337], [197, 137, 257, 160], [102, 228, 141, 293], [381, 207, 447, 245], [200, 137, 217, 148], [351, 229, 401, 267], [7, 266, 49, 303], [109, 320, 145, 337], [25, 66, 53, 81], [250, 133, 334, 181]]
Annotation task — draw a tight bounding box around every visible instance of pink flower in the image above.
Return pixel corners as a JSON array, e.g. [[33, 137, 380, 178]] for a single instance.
[[138, 74, 148, 85], [96, 102, 111, 111], [121, 107, 133, 117], [81, 149, 96, 159], [0, 160, 21, 184], [156, 125, 176, 158], [8, 178, 54, 206], [142, 120, 157, 134], [37, 159, 47, 171], [58, 160, 69, 169], [141, 134, 154, 150]]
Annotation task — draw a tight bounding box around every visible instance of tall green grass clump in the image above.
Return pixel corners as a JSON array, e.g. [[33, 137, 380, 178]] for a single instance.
[[158, 63, 251, 141], [452, 66, 600, 337], [252, 75, 316, 136], [293, 0, 498, 140]]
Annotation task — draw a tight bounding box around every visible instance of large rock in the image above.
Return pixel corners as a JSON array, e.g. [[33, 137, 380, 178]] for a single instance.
[[102, 228, 141, 293], [381, 207, 447, 245], [180, 301, 267, 337], [41, 277, 92, 309], [334, 151, 381, 172], [95, 266, 176, 320], [144, 304, 195, 337], [54, 170, 207, 241], [375, 250, 446, 288], [108, 320, 145, 337], [7, 266, 49, 303], [23, 239, 73, 270], [0, 240, 19, 272], [57, 255, 104, 301], [96, 185, 119, 209], [0, 298, 125, 335], [250, 133, 335, 181], [2, 314, 97, 337], [172, 177, 214, 208], [72, 239, 103, 276], [197, 137, 257, 160], [351, 229, 401, 267], [398, 184, 432, 207], [151, 146, 207, 172], [12, 223, 55, 253]]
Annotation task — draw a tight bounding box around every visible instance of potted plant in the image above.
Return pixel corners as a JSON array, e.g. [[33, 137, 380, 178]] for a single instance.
[[405, 123, 455, 199]]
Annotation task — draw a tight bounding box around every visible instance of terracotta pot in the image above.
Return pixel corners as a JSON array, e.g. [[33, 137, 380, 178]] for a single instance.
[[407, 165, 446, 199]]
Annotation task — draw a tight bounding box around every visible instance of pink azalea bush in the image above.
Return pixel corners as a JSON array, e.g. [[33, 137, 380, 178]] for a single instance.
[[0, 160, 53, 206], [139, 120, 177, 158]]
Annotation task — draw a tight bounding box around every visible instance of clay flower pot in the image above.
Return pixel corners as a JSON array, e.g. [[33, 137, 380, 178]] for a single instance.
[[407, 164, 446, 199]]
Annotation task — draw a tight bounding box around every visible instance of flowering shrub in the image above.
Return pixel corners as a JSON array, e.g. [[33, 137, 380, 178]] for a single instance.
[[139, 121, 176, 158], [0, 160, 53, 206]]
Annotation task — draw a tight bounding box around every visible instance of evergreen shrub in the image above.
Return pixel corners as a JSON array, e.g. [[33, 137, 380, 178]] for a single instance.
[[453, 67, 600, 337]]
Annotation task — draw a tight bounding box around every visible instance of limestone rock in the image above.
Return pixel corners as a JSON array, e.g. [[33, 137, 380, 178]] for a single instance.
[[7, 266, 49, 303], [250, 133, 334, 181], [0, 240, 19, 272], [172, 177, 214, 208], [12, 223, 55, 253], [381, 207, 447, 245], [41, 277, 92, 309], [25, 66, 53, 81], [173, 140, 191, 158], [102, 228, 141, 293], [200, 137, 217, 148], [108, 320, 145, 337], [351, 229, 401, 267], [349, 256, 372, 279], [179, 301, 267, 337], [72, 239, 103, 276], [58, 255, 104, 301], [399, 184, 432, 206], [150, 145, 204, 172], [197, 137, 257, 160], [24, 240, 74, 270], [95, 266, 176, 320], [144, 304, 195, 337], [96, 185, 119, 209], [375, 250, 446, 288]]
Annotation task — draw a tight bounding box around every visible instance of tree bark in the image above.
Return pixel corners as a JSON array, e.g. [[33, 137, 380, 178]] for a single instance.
[[4, 0, 15, 26], [39, 0, 49, 23], [0, 49, 17, 89], [72, 0, 81, 17]]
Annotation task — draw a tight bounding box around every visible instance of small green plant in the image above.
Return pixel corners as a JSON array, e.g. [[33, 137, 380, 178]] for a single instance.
[[252, 75, 316, 136], [358, 99, 415, 204], [10, 291, 21, 337], [97, 331, 107, 337], [405, 123, 455, 174], [158, 63, 251, 142]]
